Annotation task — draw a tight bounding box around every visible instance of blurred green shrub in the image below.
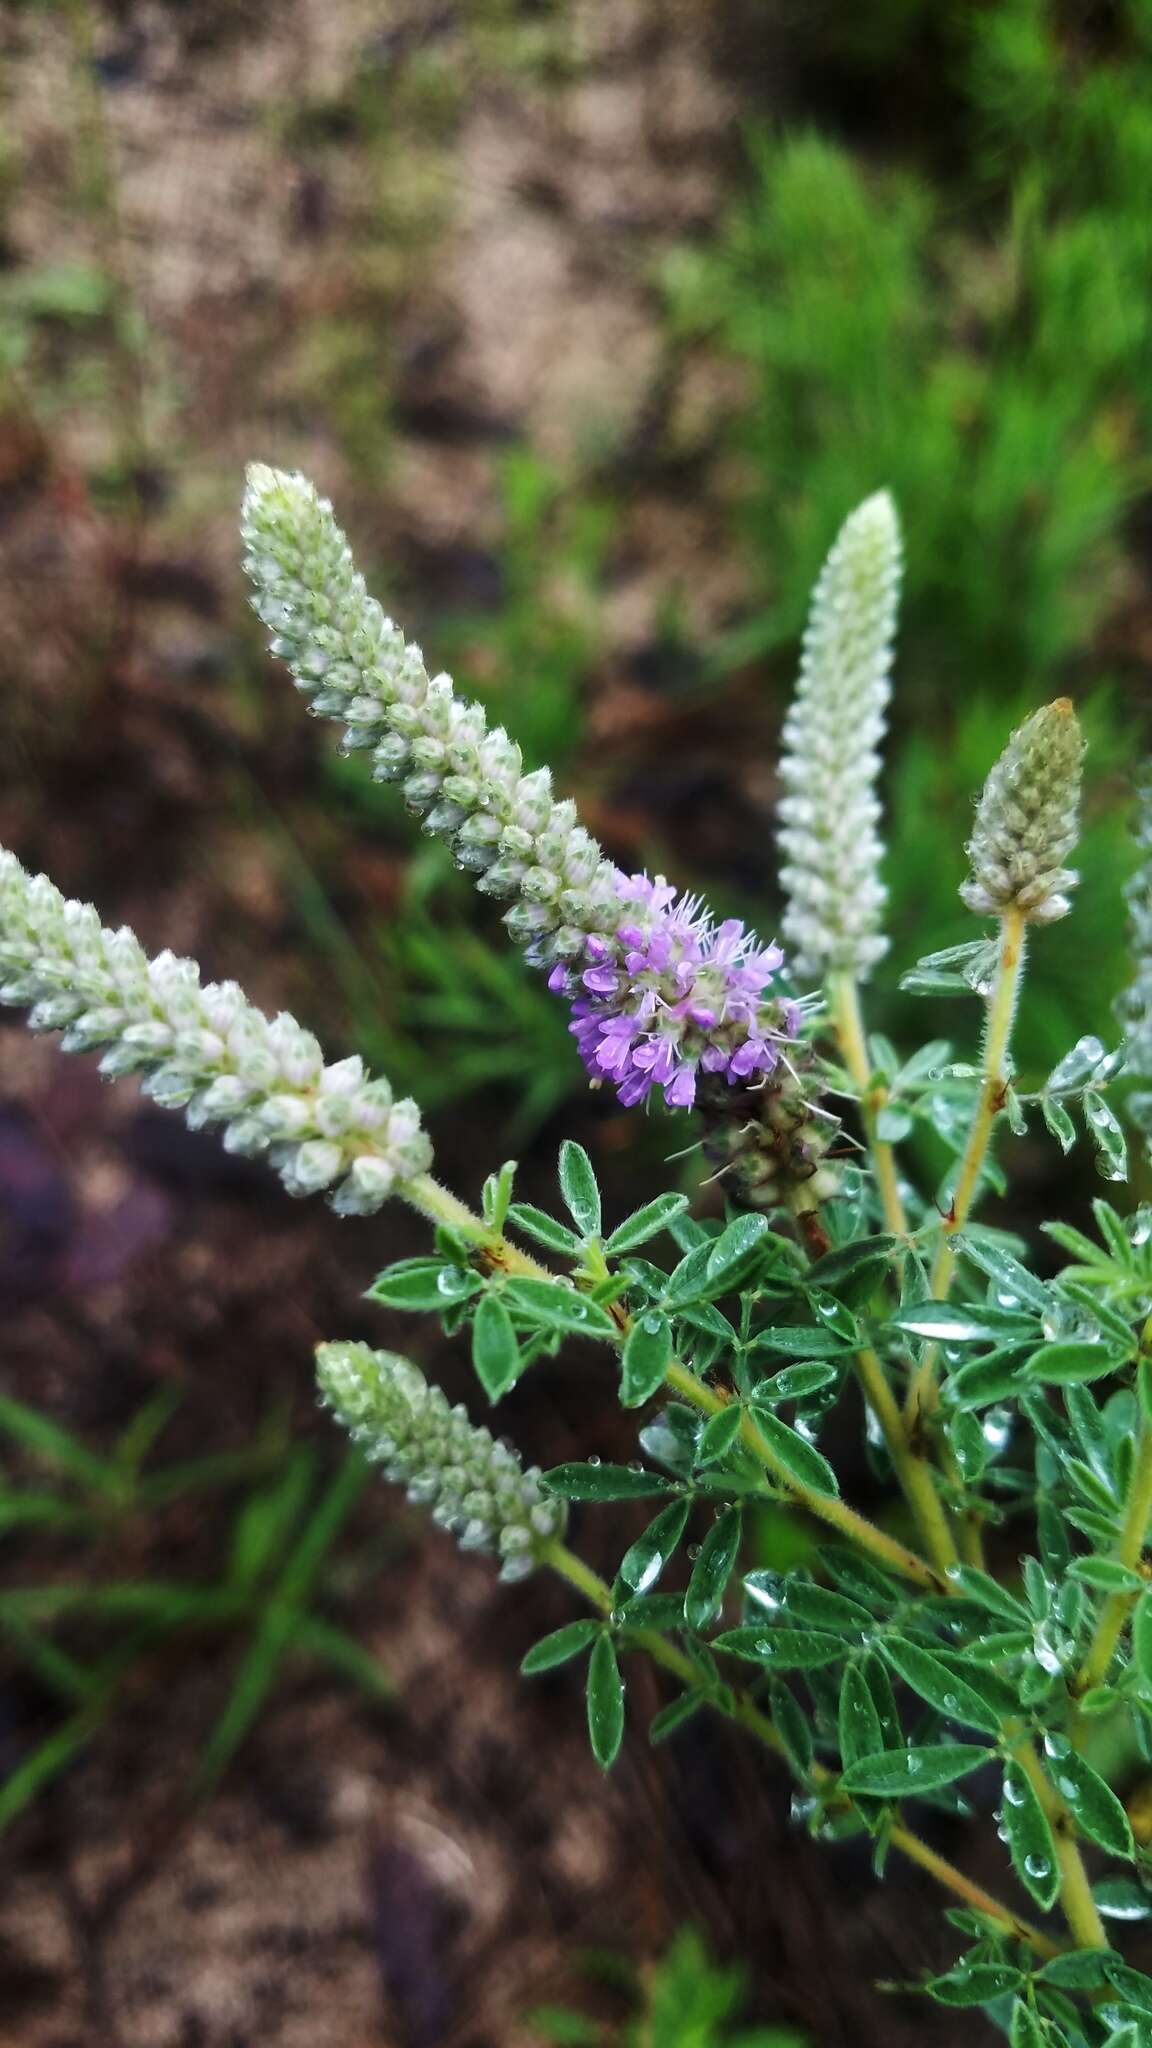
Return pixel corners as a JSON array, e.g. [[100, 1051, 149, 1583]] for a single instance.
[[530, 1924, 807, 2046], [0, 1390, 389, 1826]]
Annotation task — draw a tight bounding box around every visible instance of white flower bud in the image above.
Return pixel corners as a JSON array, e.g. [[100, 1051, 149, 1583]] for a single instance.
[[777, 492, 902, 980]]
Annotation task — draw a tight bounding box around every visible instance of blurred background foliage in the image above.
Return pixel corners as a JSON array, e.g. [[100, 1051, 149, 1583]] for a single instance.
[[2, 1, 1152, 2042]]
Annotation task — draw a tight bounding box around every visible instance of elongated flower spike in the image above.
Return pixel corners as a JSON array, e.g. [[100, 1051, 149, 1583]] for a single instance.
[[316, 1341, 565, 1580], [777, 491, 902, 981], [1116, 768, 1152, 1086], [242, 464, 623, 965], [242, 465, 810, 1119], [961, 699, 1085, 924], [0, 849, 432, 1213]]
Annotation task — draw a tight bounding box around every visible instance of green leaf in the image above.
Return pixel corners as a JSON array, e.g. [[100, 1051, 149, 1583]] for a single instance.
[[620, 1313, 673, 1408], [558, 1140, 601, 1238], [1000, 1762, 1061, 1910], [604, 1193, 690, 1255], [750, 1411, 838, 1496], [481, 1159, 517, 1234], [924, 1963, 1023, 2007], [712, 1626, 847, 1671], [521, 1621, 601, 1674], [471, 1293, 521, 1403], [1009, 2003, 1052, 2048], [0, 1393, 118, 1495], [502, 1277, 617, 1339], [586, 1633, 624, 1769], [751, 1577, 871, 1639], [619, 1499, 691, 1594], [752, 1361, 838, 1403], [506, 1204, 583, 1256], [1094, 1877, 1152, 1921], [1027, 1340, 1132, 1385], [695, 1406, 744, 1468], [1085, 1091, 1128, 1183], [684, 1506, 742, 1632], [878, 1638, 1004, 1735], [839, 1745, 992, 1798], [649, 1693, 705, 1744], [838, 1662, 884, 1769], [886, 1302, 1023, 1342], [935, 1565, 1030, 1625], [954, 1238, 1051, 1313], [945, 1348, 1032, 1408], [704, 1213, 771, 1293], [542, 1463, 673, 1502], [1133, 1590, 1152, 1693], [1042, 1097, 1077, 1153], [1101, 1957, 1152, 2013], [1043, 1740, 1134, 1859], [1067, 1558, 1144, 1593], [367, 1259, 468, 1312], [749, 1326, 855, 1359]]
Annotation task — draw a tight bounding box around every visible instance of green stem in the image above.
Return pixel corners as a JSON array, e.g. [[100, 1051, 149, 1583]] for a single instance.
[[665, 1363, 946, 1593], [1072, 1412, 1152, 1704], [908, 906, 1028, 1429], [827, 969, 909, 1241], [853, 1343, 959, 1576], [541, 1544, 1060, 1959], [404, 1174, 947, 1594], [824, 977, 961, 1574]]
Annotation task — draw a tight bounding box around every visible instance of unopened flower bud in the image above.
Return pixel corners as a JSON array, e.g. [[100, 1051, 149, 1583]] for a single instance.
[[961, 700, 1084, 924], [316, 1341, 565, 1579]]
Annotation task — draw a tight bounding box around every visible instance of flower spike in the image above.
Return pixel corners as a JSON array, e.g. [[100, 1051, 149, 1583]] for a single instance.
[[316, 1341, 565, 1580], [777, 491, 902, 981], [0, 849, 431, 1214], [961, 699, 1084, 924]]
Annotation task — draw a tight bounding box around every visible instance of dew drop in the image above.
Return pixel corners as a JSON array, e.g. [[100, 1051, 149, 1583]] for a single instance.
[[1024, 1855, 1051, 1882], [587, 1454, 601, 1468], [941, 1692, 960, 1714], [641, 1312, 664, 1335], [1004, 1776, 1026, 1807]]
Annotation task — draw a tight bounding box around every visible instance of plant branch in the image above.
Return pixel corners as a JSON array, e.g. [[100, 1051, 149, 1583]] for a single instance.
[[1071, 1412, 1152, 1706], [827, 969, 909, 1240], [542, 1544, 1061, 1961], [405, 1175, 948, 1593]]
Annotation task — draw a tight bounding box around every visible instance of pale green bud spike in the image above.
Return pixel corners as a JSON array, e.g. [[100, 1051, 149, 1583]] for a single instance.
[[1116, 769, 1152, 1081], [0, 849, 432, 1214], [241, 465, 622, 966], [776, 491, 902, 981], [961, 699, 1085, 924], [316, 1341, 565, 1580]]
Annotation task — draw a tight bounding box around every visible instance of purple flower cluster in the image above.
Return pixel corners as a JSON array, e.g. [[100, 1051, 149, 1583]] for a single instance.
[[548, 873, 801, 1111]]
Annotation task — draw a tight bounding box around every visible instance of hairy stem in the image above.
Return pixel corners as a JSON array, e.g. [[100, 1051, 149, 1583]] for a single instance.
[[903, 909, 1029, 1568], [664, 1363, 946, 1593], [1071, 1414, 1152, 1706], [542, 1545, 1060, 1960], [853, 1343, 959, 1576], [827, 969, 909, 1240], [909, 907, 1029, 1426], [823, 977, 961, 1573]]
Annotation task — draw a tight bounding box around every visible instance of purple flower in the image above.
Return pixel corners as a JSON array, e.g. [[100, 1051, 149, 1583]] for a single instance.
[[549, 873, 801, 1111]]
